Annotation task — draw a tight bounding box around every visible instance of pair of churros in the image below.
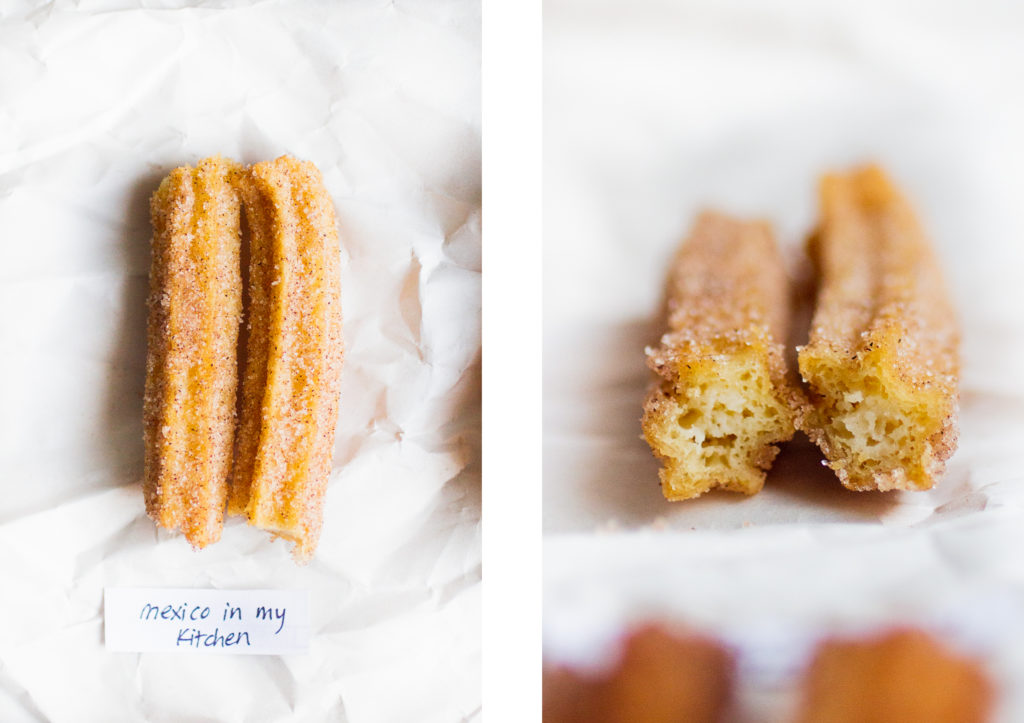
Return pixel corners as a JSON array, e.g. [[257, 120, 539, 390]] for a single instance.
[[544, 626, 993, 723], [143, 154, 343, 561], [643, 165, 958, 497]]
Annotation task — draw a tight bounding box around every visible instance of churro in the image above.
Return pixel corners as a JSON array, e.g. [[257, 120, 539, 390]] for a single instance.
[[228, 155, 343, 562], [796, 629, 993, 723], [798, 166, 959, 491], [143, 155, 243, 549], [642, 211, 803, 500], [544, 626, 735, 723]]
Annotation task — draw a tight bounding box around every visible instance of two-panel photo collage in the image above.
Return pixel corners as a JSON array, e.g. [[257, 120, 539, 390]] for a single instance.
[[1, 1, 1022, 721]]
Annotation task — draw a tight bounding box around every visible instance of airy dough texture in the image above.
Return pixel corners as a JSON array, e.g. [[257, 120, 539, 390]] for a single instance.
[[798, 166, 959, 491], [642, 211, 803, 500]]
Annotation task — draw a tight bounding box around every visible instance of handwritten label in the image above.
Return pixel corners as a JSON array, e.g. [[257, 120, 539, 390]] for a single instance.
[[104, 588, 309, 655]]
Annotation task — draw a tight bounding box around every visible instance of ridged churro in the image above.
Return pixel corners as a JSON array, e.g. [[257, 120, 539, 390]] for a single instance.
[[143, 155, 243, 549], [543, 626, 735, 723], [798, 166, 959, 491], [796, 629, 993, 723], [642, 211, 803, 500], [228, 155, 343, 562]]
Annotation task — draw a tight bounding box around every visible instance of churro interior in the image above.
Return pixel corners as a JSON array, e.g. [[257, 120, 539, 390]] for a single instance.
[[645, 346, 795, 499], [800, 349, 945, 491]]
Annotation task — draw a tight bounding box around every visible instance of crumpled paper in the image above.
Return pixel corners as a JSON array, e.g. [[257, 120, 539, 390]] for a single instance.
[[0, 2, 480, 722], [544, 0, 1024, 719]]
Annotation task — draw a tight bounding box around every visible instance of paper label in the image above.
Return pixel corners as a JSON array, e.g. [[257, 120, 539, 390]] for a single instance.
[[104, 588, 310, 655]]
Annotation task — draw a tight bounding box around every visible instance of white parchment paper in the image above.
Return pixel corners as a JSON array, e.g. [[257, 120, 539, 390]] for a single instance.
[[544, 0, 1024, 719], [0, 2, 481, 722]]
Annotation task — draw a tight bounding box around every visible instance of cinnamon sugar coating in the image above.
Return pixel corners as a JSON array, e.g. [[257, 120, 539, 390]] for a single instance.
[[143, 155, 243, 549], [798, 166, 959, 491], [642, 211, 803, 500], [227, 156, 344, 563], [796, 629, 994, 723]]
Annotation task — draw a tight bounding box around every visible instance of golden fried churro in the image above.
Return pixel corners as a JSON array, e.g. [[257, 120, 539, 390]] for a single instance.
[[796, 629, 994, 723], [543, 626, 735, 723], [642, 211, 803, 500], [228, 155, 343, 562], [143, 155, 243, 548], [798, 166, 959, 491]]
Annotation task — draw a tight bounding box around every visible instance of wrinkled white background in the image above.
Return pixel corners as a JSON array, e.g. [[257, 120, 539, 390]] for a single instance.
[[0, 2, 481, 722], [544, 0, 1024, 719]]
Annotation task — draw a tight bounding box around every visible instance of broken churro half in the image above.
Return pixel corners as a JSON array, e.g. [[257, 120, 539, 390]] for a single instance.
[[642, 211, 803, 500], [796, 629, 994, 723], [228, 155, 343, 562], [143, 155, 243, 549], [798, 166, 959, 491]]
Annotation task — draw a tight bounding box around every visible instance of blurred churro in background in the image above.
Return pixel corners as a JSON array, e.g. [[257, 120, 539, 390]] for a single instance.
[[796, 628, 993, 723], [544, 625, 735, 723]]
